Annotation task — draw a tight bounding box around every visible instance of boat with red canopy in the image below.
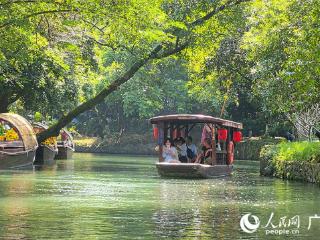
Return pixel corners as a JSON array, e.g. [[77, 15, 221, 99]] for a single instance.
[[150, 114, 243, 178]]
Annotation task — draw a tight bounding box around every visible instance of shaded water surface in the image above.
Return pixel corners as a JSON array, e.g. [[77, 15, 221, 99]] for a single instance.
[[0, 153, 319, 239]]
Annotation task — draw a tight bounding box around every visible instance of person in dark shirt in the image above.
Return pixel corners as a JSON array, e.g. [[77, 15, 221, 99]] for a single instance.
[[194, 138, 212, 164]]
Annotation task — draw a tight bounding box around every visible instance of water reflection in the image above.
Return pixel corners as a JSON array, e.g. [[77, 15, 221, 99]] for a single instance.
[[152, 177, 243, 239], [0, 154, 319, 239], [0, 172, 34, 239]]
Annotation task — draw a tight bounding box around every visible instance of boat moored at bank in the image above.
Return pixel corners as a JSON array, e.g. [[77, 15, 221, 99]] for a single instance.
[[32, 122, 58, 165], [55, 129, 75, 160], [0, 113, 38, 169]]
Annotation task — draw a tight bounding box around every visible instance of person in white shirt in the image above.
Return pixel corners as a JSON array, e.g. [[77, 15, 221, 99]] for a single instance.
[[162, 138, 180, 163]]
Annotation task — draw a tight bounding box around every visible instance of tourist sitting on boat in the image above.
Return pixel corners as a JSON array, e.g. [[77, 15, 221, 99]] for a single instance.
[[162, 138, 180, 163], [186, 136, 197, 162], [216, 142, 221, 151], [194, 138, 212, 164], [173, 137, 180, 148], [176, 137, 188, 163]]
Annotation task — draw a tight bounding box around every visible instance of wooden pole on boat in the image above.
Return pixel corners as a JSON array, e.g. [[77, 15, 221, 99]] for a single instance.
[[185, 124, 188, 137], [159, 145, 163, 162], [159, 122, 164, 162], [211, 124, 217, 165], [163, 122, 168, 141], [170, 123, 173, 140]]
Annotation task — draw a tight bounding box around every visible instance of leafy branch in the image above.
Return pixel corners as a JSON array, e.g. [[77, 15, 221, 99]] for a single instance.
[[34, 0, 252, 142], [0, 9, 75, 29]]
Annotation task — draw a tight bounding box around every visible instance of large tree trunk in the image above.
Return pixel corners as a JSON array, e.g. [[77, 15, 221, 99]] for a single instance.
[[0, 95, 9, 113], [0, 105, 8, 113], [36, 0, 249, 143]]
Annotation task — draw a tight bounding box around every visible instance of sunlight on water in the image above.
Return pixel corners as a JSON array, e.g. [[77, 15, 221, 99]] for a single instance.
[[0, 153, 319, 239]]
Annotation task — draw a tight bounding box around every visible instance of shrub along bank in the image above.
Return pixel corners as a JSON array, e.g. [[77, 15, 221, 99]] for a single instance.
[[260, 142, 320, 184], [235, 137, 283, 160]]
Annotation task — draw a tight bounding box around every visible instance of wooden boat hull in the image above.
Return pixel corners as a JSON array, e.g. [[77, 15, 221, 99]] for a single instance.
[[55, 146, 74, 160], [156, 163, 233, 178], [34, 145, 57, 165], [0, 150, 36, 169]]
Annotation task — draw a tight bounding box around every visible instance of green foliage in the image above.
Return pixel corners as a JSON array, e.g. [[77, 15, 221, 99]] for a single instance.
[[76, 56, 202, 137], [0, 1, 97, 114], [261, 142, 320, 165], [0, 124, 4, 136], [242, 0, 320, 114], [276, 142, 320, 163], [34, 112, 43, 122], [185, 3, 247, 114], [260, 144, 280, 163], [0, 0, 176, 115], [2, 0, 317, 140], [261, 141, 320, 184], [235, 138, 282, 160]]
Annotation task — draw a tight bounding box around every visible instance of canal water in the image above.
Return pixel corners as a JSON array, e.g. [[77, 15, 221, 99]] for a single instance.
[[0, 153, 319, 239]]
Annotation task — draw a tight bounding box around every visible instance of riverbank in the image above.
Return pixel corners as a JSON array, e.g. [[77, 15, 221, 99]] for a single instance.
[[74, 135, 157, 155], [260, 142, 320, 185], [74, 136, 282, 159], [235, 137, 283, 160]]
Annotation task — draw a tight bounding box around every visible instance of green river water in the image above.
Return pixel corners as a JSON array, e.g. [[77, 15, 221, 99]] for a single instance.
[[0, 153, 319, 239]]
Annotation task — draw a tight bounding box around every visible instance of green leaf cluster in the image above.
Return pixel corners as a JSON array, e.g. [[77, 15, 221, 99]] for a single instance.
[[242, 0, 320, 114]]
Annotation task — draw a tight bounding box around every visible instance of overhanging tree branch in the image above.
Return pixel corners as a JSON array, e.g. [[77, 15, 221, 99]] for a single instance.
[[156, 41, 189, 59], [0, 9, 74, 29], [0, 0, 36, 7], [0, 0, 66, 7], [189, 0, 250, 27], [157, 0, 249, 58], [37, 45, 163, 141], [37, 0, 251, 142]]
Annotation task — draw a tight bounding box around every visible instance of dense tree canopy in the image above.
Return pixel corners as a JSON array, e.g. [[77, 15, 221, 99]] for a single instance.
[[0, 0, 318, 140], [242, 0, 320, 115]]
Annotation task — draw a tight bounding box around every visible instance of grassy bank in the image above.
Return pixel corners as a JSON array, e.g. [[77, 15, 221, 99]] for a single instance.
[[260, 142, 320, 184]]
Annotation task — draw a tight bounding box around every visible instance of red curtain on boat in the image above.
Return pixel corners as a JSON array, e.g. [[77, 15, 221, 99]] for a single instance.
[[218, 129, 228, 141], [153, 126, 158, 140], [233, 131, 242, 142]]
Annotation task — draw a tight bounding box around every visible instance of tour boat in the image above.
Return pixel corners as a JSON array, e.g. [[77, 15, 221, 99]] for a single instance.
[[0, 113, 38, 169], [55, 129, 75, 159], [150, 114, 243, 178], [33, 122, 58, 165]]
